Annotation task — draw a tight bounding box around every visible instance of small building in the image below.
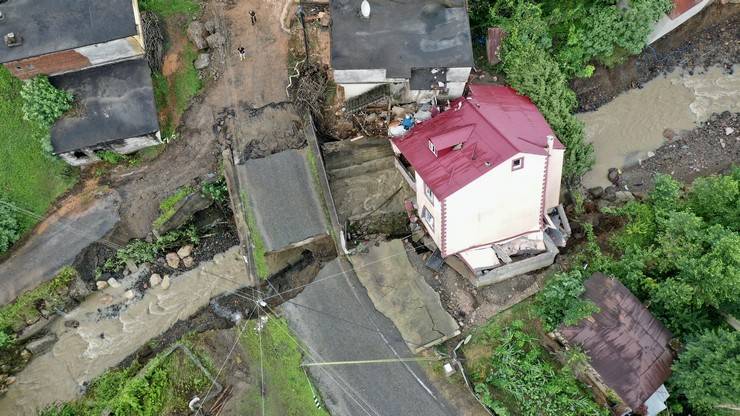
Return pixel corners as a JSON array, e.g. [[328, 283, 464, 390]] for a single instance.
[[647, 0, 713, 44], [558, 273, 675, 416], [330, 0, 474, 103], [0, 0, 160, 165], [391, 84, 567, 280], [1, 0, 145, 79]]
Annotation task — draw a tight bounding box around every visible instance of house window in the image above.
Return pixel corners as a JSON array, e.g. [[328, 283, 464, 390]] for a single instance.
[[424, 183, 435, 206], [421, 206, 434, 231], [428, 140, 436, 156], [512, 157, 524, 171]]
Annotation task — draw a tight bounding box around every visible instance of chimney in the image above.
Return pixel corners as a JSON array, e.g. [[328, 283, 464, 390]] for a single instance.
[[546, 135, 554, 154], [360, 0, 371, 19], [4, 32, 22, 47]]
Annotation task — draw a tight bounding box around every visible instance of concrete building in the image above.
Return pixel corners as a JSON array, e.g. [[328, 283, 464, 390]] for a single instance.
[[330, 0, 474, 102], [391, 84, 567, 278], [0, 0, 159, 165]]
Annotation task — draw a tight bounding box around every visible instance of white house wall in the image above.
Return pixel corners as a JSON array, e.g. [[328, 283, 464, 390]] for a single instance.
[[335, 67, 471, 100], [647, 0, 712, 44], [545, 148, 564, 210], [445, 67, 472, 83], [443, 153, 546, 256], [415, 173, 443, 247], [334, 69, 388, 83], [75, 37, 144, 67]]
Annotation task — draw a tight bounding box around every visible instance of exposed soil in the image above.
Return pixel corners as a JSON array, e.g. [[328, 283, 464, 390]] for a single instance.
[[573, 3, 739, 112], [620, 111, 740, 190]]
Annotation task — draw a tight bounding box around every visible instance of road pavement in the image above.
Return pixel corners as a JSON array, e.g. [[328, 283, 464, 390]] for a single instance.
[[282, 258, 457, 416]]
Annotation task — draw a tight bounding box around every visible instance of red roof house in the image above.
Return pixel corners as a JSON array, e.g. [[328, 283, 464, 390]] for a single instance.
[[391, 84, 565, 274]]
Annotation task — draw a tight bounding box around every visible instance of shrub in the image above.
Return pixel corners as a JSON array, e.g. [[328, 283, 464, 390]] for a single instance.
[[103, 226, 199, 272], [535, 270, 600, 331], [671, 329, 740, 416], [20, 76, 73, 128], [96, 150, 127, 165], [0, 330, 13, 350], [201, 177, 228, 204], [687, 167, 739, 231], [0, 197, 22, 254]]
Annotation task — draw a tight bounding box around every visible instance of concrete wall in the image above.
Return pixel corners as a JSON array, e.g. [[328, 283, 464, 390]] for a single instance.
[[335, 67, 471, 101], [443, 153, 545, 256], [5, 37, 144, 79], [545, 148, 564, 210], [415, 173, 443, 247], [58, 133, 160, 166]]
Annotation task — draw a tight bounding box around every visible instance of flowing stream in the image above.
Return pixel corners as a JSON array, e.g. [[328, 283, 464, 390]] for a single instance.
[[0, 246, 247, 415], [580, 64, 740, 188]]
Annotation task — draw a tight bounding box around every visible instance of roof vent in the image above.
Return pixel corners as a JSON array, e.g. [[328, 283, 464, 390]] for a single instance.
[[360, 0, 371, 19], [4, 32, 21, 47]]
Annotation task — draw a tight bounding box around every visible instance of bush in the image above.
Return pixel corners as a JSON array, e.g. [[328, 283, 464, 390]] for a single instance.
[[96, 150, 127, 165], [687, 167, 739, 231], [671, 329, 740, 416], [103, 226, 199, 272], [472, 320, 608, 416], [0, 330, 13, 350], [201, 177, 228, 204], [535, 270, 600, 331], [0, 197, 22, 254], [20, 76, 73, 128]]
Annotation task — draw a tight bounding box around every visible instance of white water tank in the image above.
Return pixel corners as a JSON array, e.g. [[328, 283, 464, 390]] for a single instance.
[[361, 0, 371, 18]]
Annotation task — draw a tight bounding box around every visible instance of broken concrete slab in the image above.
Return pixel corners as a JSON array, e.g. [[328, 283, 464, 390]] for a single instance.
[[474, 233, 559, 288], [351, 239, 459, 352]]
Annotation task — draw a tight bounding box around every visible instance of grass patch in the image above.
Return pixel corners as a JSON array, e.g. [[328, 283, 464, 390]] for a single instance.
[[139, 0, 200, 18], [240, 191, 269, 279], [0, 67, 78, 235], [152, 186, 196, 229], [0, 267, 77, 332], [238, 318, 329, 416], [40, 342, 212, 416], [173, 44, 202, 114]]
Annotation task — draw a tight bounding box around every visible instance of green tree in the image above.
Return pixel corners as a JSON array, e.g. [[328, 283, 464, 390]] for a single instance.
[[671, 329, 740, 415], [535, 270, 600, 331], [20, 76, 73, 128], [687, 168, 740, 231], [0, 197, 21, 254]]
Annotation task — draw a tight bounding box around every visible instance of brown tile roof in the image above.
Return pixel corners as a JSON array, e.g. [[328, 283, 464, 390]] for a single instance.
[[560, 273, 674, 413]]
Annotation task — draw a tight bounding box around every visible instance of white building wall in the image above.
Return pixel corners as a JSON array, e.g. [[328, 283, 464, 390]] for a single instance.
[[443, 153, 546, 256], [647, 0, 712, 44], [545, 148, 564, 210], [415, 173, 443, 247], [335, 67, 471, 101], [76, 37, 144, 67]]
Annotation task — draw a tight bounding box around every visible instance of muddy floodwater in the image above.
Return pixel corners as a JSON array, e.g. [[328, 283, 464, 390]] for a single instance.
[[580, 65, 740, 188], [0, 247, 246, 415]]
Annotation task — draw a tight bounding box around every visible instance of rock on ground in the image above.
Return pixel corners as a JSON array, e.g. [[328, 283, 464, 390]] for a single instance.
[[187, 21, 208, 50], [149, 274, 162, 287], [25, 334, 57, 356], [194, 53, 210, 70], [165, 253, 180, 269], [177, 245, 194, 259]]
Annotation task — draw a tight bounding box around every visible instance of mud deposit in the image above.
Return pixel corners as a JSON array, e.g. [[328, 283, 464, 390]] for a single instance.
[[580, 65, 739, 188]]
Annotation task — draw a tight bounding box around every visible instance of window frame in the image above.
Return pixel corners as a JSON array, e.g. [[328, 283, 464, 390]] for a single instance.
[[423, 183, 435, 206], [428, 139, 436, 156], [421, 206, 434, 231], [512, 157, 524, 171]]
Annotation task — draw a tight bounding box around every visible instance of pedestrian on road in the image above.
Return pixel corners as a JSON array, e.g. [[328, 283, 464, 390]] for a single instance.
[[250, 10, 257, 25], [237, 46, 246, 61]]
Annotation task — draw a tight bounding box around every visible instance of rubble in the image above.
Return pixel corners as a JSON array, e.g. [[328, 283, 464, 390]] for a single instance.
[[206, 33, 226, 49], [183, 256, 195, 268], [187, 21, 209, 50], [166, 253, 181, 269], [177, 245, 194, 259], [107, 278, 121, 288], [161, 275, 171, 290], [149, 273, 162, 287], [96, 280, 108, 290]]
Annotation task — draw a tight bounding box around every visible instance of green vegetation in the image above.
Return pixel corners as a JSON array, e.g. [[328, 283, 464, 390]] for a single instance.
[[0, 330, 13, 351], [535, 269, 599, 331], [238, 318, 329, 416], [0, 267, 77, 333], [467, 0, 670, 185], [152, 186, 196, 229], [139, 0, 200, 18], [465, 307, 607, 416], [95, 150, 128, 165], [0, 67, 78, 245], [240, 191, 269, 279], [103, 226, 199, 272], [201, 177, 229, 204], [670, 329, 740, 416], [20, 75, 73, 130], [0, 197, 22, 253], [40, 340, 213, 416]]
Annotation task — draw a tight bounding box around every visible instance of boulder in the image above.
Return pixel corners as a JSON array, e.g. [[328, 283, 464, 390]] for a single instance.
[[96, 280, 109, 290], [177, 245, 194, 259], [161, 275, 171, 290], [149, 273, 162, 287], [182, 256, 194, 268], [603, 186, 618, 202], [64, 320, 80, 329], [663, 128, 676, 139], [726, 127, 735, 136], [107, 278, 121, 288], [187, 21, 208, 50], [204, 19, 217, 34], [194, 53, 210, 70], [206, 33, 226, 49], [318, 11, 331, 26], [124, 290, 135, 300], [68, 276, 91, 302], [25, 334, 57, 355], [607, 168, 621, 184], [125, 260, 139, 275], [587, 186, 604, 199], [646, 151, 656, 158], [100, 294, 114, 305], [614, 191, 635, 203], [166, 253, 181, 269]]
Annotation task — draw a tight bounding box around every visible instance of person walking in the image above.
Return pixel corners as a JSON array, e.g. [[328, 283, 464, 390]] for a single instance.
[[249, 10, 257, 25], [237, 46, 246, 61]]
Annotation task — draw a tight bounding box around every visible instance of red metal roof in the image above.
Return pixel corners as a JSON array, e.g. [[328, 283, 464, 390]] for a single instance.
[[392, 84, 562, 199], [560, 274, 675, 413]]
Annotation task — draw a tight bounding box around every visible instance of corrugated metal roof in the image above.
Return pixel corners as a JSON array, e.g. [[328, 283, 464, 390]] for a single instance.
[[392, 84, 562, 199], [560, 273, 674, 413]]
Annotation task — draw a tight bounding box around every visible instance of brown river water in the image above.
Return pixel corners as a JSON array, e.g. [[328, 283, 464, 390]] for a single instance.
[[0, 247, 246, 415], [580, 64, 740, 188]]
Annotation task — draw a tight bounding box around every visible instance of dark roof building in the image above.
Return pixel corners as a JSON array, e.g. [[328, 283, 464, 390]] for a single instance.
[[50, 59, 159, 155], [560, 273, 675, 415], [0, 0, 138, 63]]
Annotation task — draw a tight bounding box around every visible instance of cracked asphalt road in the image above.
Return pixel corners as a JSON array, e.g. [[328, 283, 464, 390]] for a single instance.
[[282, 258, 457, 416]]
